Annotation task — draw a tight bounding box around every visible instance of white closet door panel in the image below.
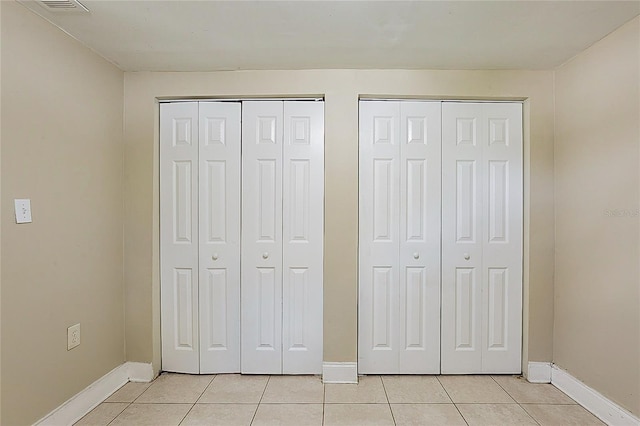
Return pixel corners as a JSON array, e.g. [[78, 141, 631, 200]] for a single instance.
[[198, 102, 241, 373], [242, 101, 284, 374], [282, 101, 324, 374], [481, 103, 522, 373], [398, 102, 441, 373], [160, 102, 200, 373], [359, 101, 401, 373], [442, 102, 522, 374], [442, 103, 484, 374]]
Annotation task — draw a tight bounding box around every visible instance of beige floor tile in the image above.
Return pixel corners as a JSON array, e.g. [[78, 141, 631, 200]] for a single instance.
[[251, 403, 323, 426], [261, 376, 324, 403], [180, 403, 257, 426], [105, 382, 152, 403], [438, 375, 514, 403], [324, 404, 395, 426], [136, 373, 214, 403], [198, 374, 268, 403], [325, 375, 387, 403], [492, 375, 576, 404], [382, 375, 451, 403], [74, 403, 129, 426], [109, 403, 192, 426], [522, 404, 606, 425], [457, 403, 538, 426], [391, 404, 467, 426]]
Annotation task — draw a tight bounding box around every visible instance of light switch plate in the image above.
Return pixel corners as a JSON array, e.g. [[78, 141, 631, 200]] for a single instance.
[[14, 199, 32, 223]]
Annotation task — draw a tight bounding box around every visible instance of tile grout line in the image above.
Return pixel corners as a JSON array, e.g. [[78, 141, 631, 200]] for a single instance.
[[322, 375, 326, 426], [250, 375, 271, 425], [104, 378, 154, 425], [378, 376, 397, 425], [103, 401, 131, 426], [490, 375, 541, 426], [436, 376, 469, 426], [177, 374, 218, 425], [488, 375, 517, 404]]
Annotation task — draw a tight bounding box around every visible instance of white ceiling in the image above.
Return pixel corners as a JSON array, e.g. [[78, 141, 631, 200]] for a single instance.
[[17, 0, 640, 72]]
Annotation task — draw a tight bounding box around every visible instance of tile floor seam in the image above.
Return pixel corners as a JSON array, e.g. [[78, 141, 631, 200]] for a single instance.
[[437, 376, 469, 426], [194, 374, 217, 404], [489, 374, 517, 404], [322, 377, 326, 426], [177, 373, 215, 426], [102, 400, 131, 426], [131, 382, 148, 404], [378, 376, 397, 425], [516, 401, 542, 426], [176, 403, 196, 426], [250, 375, 270, 425]]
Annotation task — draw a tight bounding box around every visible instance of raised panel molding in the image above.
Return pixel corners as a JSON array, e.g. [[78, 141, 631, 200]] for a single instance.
[[173, 160, 193, 243], [455, 268, 475, 350], [205, 269, 227, 350], [406, 159, 425, 242], [174, 268, 194, 349], [487, 268, 507, 349], [205, 117, 226, 145], [288, 268, 309, 350], [290, 117, 310, 145], [372, 267, 392, 349], [373, 159, 393, 241], [173, 118, 192, 146], [405, 267, 426, 349], [407, 117, 426, 144], [289, 160, 310, 242], [257, 267, 277, 350], [374, 116, 393, 144], [488, 160, 508, 242], [205, 161, 226, 243], [456, 118, 476, 146], [258, 160, 277, 241], [258, 116, 277, 144], [489, 118, 508, 146], [456, 160, 476, 242]]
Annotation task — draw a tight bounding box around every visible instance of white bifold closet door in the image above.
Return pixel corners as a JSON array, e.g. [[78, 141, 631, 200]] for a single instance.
[[358, 101, 442, 374], [241, 101, 324, 374], [441, 102, 523, 374], [161, 100, 323, 375], [160, 102, 241, 374]]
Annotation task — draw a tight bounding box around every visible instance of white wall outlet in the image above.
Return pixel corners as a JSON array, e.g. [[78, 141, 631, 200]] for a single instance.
[[14, 199, 32, 223], [67, 323, 81, 350]]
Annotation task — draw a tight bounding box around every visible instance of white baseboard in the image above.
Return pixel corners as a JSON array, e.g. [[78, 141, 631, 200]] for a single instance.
[[322, 362, 358, 384], [526, 361, 552, 383], [35, 362, 155, 426], [126, 361, 154, 382], [551, 365, 639, 426]]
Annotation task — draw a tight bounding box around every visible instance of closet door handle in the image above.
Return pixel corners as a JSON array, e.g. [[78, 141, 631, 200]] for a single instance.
[[413, 252, 420, 259], [212, 253, 219, 261], [464, 253, 470, 260], [262, 252, 269, 259]]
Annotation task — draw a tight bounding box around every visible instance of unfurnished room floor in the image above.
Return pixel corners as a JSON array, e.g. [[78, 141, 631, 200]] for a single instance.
[[74, 373, 604, 425]]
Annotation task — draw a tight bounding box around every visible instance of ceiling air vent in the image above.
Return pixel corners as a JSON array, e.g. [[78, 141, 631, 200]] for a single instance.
[[36, 0, 89, 13]]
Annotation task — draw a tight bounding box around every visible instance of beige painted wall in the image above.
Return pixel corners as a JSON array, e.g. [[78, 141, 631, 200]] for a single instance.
[[554, 16, 640, 416], [123, 69, 556, 371], [0, 2, 125, 424]]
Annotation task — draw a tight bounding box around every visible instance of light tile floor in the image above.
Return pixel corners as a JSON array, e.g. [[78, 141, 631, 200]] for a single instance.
[[75, 373, 605, 425]]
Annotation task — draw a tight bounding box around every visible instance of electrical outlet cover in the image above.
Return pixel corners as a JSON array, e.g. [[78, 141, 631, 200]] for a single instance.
[[14, 199, 32, 223], [67, 323, 80, 350]]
